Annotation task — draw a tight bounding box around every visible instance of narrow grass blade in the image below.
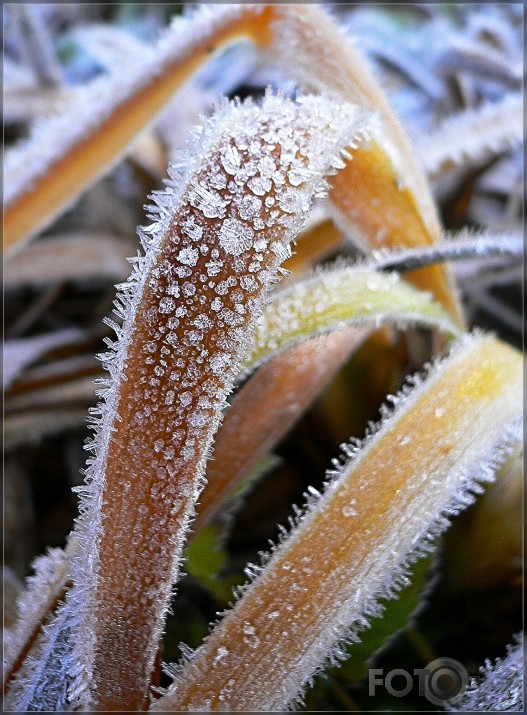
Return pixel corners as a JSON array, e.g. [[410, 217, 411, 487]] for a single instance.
[[243, 264, 461, 379], [4, 5, 270, 250], [197, 268, 461, 528], [2, 538, 79, 695], [262, 4, 442, 241], [416, 93, 523, 178], [370, 230, 524, 274], [6, 94, 372, 713], [153, 333, 522, 712], [196, 328, 366, 530]]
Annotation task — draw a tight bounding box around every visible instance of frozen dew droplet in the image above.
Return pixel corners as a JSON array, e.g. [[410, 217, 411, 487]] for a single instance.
[[279, 189, 310, 214], [237, 194, 262, 221], [258, 155, 276, 178], [247, 175, 272, 196], [181, 217, 203, 242], [209, 353, 231, 376], [159, 297, 176, 314], [242, 622, 260, 649], [177, 247, 199, 266], [179, 391, 192, 406], [213, 646, 229, 664], [218, 218, 254, 256]]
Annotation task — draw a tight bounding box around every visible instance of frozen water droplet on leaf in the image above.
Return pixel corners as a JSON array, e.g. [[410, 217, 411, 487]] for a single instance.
[[218, 218, 254, 256]]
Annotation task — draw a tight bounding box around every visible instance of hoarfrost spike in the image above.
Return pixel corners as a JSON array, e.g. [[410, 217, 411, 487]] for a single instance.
[[416, 93, 523, 178]]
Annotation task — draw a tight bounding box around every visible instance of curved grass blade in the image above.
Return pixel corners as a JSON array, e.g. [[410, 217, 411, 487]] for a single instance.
[[152, 333, 522, 712], [242, 264, 461, 380], [197, 269, 461, 529], [416, 93, 523, 179], [4, 5, 272, 251], [69, 94, 372, 712], [2, 538, 79, 695], [3, 94, 373, 713], [261, 4, 442, 241]]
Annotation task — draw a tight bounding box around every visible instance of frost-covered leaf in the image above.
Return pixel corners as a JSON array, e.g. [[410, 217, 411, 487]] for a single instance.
[[196, 266, 461, 528], [432, 37, 523, 86], [258, 4, 462, 320], [3, 538, 79, 697], [416, 93, 523, 178], [4, 4, 271, 250], [243, 264, 461, 378], [5, 93, 374, 713], [261, 4, 441, 242], [153, 333, 522, 712], [327, 136, 463, 322]]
